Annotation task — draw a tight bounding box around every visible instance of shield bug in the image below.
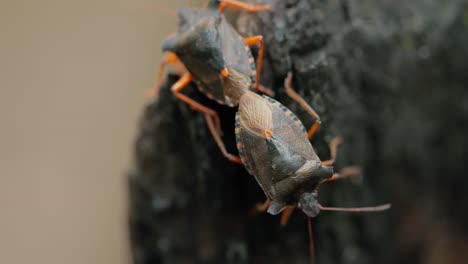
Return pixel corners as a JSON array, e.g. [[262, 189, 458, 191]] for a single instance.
[[235, 74, 391, 262], [235, 73, 390, 216], [149, 0, 272, 163]]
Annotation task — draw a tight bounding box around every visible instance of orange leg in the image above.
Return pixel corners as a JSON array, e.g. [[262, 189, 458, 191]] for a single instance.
[[256, 84, 275, 97], [255, 198, 271, 212], [321, 136, 343, 166], [249, 198, 270, 216], [284, 72, 321, 139], [172, 73, 239, 164], [171, 72, 222, 133], [219, 0, 270, 13], [147, 52, 184, 99], [244, 36, 271, 94], [320, 136, 364, 185], [280, 206, 296, 226], [204, 113, 243, 164], [320, 166, 362, 185]]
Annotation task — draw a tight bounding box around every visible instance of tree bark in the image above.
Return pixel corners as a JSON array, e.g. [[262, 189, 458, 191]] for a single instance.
[[128, 0, 468, 263]]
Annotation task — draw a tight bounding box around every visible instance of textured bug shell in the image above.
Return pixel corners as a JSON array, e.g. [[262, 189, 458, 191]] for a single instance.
[[161, 7, 256, 106], [235, 92, 324, 205]]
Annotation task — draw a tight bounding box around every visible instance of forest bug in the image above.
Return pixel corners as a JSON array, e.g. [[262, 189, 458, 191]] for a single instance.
[[235, 73, 391, 262]]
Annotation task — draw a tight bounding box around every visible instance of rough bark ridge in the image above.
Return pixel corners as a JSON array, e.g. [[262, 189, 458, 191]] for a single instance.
[[128, 0, 468, 263]]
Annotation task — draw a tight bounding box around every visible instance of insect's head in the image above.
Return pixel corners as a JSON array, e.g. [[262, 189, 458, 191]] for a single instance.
[[294, 162, 333, 217], [298, 191, 321, 217]]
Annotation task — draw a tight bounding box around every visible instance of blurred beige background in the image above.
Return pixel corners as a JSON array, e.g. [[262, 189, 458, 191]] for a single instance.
[[0, 1, 202, 263]]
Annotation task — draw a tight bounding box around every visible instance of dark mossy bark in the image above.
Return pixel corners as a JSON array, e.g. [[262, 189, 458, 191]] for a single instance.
[[128, 0, 468, 263]]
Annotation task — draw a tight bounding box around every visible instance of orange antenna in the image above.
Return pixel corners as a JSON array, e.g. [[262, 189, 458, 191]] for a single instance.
[[307, 218, 316, 264], [319, 203, 391, 212]]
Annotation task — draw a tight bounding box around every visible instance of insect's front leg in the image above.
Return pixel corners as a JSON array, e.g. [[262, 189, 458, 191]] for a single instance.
[[218, 0, 270, 13], [171, 72, 222, 134], [171, 74, 241, 164]]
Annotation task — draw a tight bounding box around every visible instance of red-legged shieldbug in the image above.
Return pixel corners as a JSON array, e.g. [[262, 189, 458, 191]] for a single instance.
[[149, 0, 271, 164], [235, 73, 391, 262]]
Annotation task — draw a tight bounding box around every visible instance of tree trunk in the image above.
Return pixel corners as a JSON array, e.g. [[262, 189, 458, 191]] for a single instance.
[[128, 0, 468, 263]]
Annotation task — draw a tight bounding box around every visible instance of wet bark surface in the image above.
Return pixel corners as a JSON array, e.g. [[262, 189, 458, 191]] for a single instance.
[[128, 0, 468, 263]]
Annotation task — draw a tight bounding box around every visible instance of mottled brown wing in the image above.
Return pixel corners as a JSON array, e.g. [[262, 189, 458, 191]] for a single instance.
[[263, 96, 318, 161], [235, 112, 274, 196]]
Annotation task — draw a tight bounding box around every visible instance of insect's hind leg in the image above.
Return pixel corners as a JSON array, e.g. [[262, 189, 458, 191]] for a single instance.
[[284, 72, 321, 139], [219, 0, 270, 13], [171, 72, 222, 133], [321, 136, 343, 167], [320, 136, 363, 184], [244, 36, 274, 96]]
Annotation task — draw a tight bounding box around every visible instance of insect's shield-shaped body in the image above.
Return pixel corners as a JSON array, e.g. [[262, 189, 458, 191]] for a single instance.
[[235, 92, 334, 217], [161, 5, 256, 106]]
